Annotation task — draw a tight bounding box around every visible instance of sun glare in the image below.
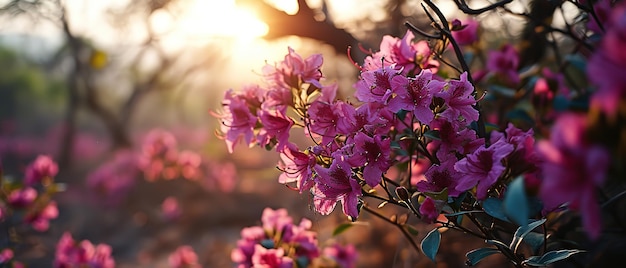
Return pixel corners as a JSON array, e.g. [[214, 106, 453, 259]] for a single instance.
[[177, 0, 269, 40]]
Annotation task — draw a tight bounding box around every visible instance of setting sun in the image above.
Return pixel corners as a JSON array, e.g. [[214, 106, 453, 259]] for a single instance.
[[177, 0, 269, 40]]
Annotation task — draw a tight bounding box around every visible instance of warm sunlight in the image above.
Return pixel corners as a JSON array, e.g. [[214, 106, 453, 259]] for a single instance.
[[177, 0, 269, 40]]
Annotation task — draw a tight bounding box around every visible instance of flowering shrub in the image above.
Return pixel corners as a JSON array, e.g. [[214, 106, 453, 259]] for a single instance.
[[216, 0, 626, 266], [54, 232, 115, 268], [231, 207, 357, 268]]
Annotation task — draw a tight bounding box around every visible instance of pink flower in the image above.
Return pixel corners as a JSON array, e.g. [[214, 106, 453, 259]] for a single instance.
[[307, 86, 349, 143], [218, 88, 261, 153], [0, 248, 14, 263], [417, 156, 463, 197], [346, 132, 391, 187], [354, 65, 397, 105], [278, 143, 316, 193], [251, 245, 293, 268], [454, 139, 514, 200], [451, 19, 479, 46], [162, 197, 181, 221], [323, 243, 358, 268], [177, 150, 202, 180], [257, 107, 294, 151], [363, 30, 439, 74], [54, 232, 115, 268], [25, 201, 58, 232], [24, 155, 58, 186], [434, 72, 479, 124], [313, 156, 362, 218], [87, 150, 138, 205], [169, 246, 200, 268], [231, 226, 266, 267], [388, 69, 436, 124], [487, 44, 520, 85], [419, 197, 440, 224], [7, 187, 37, 208], [537, 113, 610, 239], [491, 124, 539, 177], [263, 47, 323, 90], [587, 3, 626, 116]]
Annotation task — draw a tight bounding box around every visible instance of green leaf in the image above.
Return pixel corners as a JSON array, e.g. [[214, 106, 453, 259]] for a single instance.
[[332, 223, 354, 236], [466, 248, 500, 266], [423, 130, 441, 140], [503, 176, 529, 226], [524, 250, 585, 266], [444, 210, 484, 217], [423, 188, 448, 201], [523, 232, 546, 254], [396, 109, 408, 121], [421, 228, 441, 262], [510, 219, 546, 252], [482, 198, 510, 222]]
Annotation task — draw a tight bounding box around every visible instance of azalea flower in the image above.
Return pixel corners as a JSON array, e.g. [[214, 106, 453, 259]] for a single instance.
[[451, 18, 479, 46], [454, 138, 514, 200], [345, 132, 391, 187], [434, 72, 479, 124], [537, 113, 610, 239], [388, 69, 436, 124], [24, 155, 58, 186], [169, 246, 200, 268], [486, 44, 520, 85], [277, 143, 317, 193], [313, 156, 362, 218]]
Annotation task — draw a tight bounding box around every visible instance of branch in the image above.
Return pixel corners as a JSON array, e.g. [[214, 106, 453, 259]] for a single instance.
[[453, 0, 513, 15]]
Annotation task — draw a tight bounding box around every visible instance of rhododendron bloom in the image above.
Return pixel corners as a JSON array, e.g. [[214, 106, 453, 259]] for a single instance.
[[251, 245, 293, 268], [346, 132, 391, 187], [354, 65, 397, 104], [257, 107, 294, 151], [419, 196, 440, 224], [323, 243, 358, 268], [451, 19, 479, 46], [417, 157, 463, 197], [537, 113, 610, 239], [24, 155, 58, 186], [314, 157, 362, 218], [433, 72, 479, 124], [388, 69, 436, 124], [363, 30, 439, 74], [54, 232, 115, 268], [263, 47, 323, 89], [487, 44, 520, 85], [277, 143, 317, 193], [169, 246, 200, 268], [491, 124, 539, 176], [219, 89, 260, 153], [26, 201, 58, 232], [454, 139, 514, 200], [7, 187, 37, 208]]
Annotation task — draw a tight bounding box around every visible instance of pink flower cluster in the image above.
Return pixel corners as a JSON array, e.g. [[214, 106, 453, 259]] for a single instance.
[[54, 232, 115, 268], [1, 155, 59, 232], [217, 31, 540, 222], [87, 129, 236, 204], [231, 208, 356, 268]]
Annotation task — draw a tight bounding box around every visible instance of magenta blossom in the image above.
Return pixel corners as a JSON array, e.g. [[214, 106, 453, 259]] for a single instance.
[[417, 156, 463, 197], [218, 89, 260, 153], [323, 243, 358, 268], [388, 69, 436, 124], [25, 201, 58, 232], [537, 113, 610, 239], [451, 18, 479, 46], [487, 44, 520, 85], [354, 65, 398, 105], [263, 47, 323, 89], [454, 139, 514, 200], [169, 246, 200, 268], [313, 156, 362, 218], [419, 196, 441, 224], [257, 106, 294, 151], [87, 150, 138, 205], [24, 155, 58, 186], [7, 187, 37, 208], [54, 232, 115, 268], [345, 132, 392, 187], [277, 143, 317, 193], [434, 72, 479, 124], [251, 245, 293, 268], [363, 30, 439, 74]]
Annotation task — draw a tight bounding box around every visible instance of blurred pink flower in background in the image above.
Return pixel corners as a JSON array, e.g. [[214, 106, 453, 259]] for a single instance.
[[87, 150, 139, 205], [25, 201, 58, 232], [451, 18, 479, 46], [487, 44, 520, 85], [322, 243, 358, 268], [54, 232, 115, 268], [161, 197, 181, 222], [7, 187, 37, 208], [168, 245, 200, 268], [537, 113, 610, 239], [24, 155, 58, 186]]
